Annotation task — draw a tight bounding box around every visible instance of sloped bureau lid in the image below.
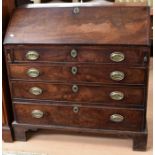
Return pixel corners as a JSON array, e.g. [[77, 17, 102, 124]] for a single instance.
[[4, 3, 150, 45]]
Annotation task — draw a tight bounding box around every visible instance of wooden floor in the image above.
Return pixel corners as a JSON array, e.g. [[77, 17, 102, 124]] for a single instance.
[[3, 59, 153, 155]]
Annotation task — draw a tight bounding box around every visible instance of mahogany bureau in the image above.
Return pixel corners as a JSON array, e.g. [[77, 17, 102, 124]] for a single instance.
[[4, 3, 150, 151]]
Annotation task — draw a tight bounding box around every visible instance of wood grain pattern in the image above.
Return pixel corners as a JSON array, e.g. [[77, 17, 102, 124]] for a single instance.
[[4, 5, 150, 45], [3, 3, 150, 150], [9, 63, 146, 84], [7, 45, 149, 65], [11, 81, 145, 106], [13, 102, 144, 131]]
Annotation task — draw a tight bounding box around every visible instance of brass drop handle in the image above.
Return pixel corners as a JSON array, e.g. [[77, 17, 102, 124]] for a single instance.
[[26, 51, 39, 61], [31, 110, 44, 119], [110, 91, 124, 101], [29, 87, 42, 96], [70, 49, 78, 58], [110, 52, 125, 62], [73, 106, 79, 113], [110, 71, 125, 81], [110, 114, 124, 123], [72, 85, 79, 93], [71, 66, 78, 75], [27, 68, 40, 78]]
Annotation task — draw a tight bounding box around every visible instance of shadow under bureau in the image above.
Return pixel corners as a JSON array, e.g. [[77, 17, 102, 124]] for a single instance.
[[4, 3, 150, 151]]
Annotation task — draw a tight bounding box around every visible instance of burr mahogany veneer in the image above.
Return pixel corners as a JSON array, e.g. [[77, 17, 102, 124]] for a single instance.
[[4, 3, 150, 151]]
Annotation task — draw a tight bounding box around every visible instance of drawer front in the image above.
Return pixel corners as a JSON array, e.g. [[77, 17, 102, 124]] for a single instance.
[[14, 102, 144, 131], [12, 82, 144, 105], [11, 46, 147, 65], [9, 64, 145, 84]]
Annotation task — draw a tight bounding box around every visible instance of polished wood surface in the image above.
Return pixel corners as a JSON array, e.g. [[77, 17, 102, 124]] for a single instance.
[[4, 5, 150, 45], [14, 102, 144, 131], [9, 64, 146, 84], [12, 81, 145, 106], [2, 0, 15, 36], [4, 5, 150, 150], [6, 45, 150, 65]]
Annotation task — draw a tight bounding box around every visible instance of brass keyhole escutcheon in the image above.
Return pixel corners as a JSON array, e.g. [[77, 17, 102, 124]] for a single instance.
[[70, 49, 78, 58], [72, 85, 79, 93], [73, 7, 80, 14], [73, 106, 79, 113], [71, 66, 78, 75]]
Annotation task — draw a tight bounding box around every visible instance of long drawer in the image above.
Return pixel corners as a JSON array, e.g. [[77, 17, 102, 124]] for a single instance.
[[12, 81, 145, 106], [13, 102, 144, 131], [9, 64, 146, 85], [8, 45, 148, 65]]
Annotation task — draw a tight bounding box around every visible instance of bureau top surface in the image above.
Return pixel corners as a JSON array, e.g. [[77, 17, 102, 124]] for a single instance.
[[4, 4, 150, 45]]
